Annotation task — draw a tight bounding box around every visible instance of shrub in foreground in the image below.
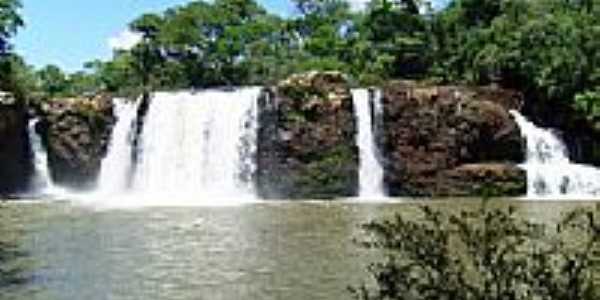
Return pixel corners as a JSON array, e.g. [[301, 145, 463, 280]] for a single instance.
[[351, 202, 600, 300]]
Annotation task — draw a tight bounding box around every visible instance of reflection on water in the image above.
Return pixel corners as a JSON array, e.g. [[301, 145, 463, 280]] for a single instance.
[[0, 203, 37, 300], [0, 200, 597, 300]]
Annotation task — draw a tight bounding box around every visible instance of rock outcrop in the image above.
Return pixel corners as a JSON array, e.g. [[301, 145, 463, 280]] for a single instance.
[[256, 71, 359, 199], [38, 94, 115, 189], [436, 164, 526, 196], [380, 82, 526, 197], [0, 92, 33, 195]]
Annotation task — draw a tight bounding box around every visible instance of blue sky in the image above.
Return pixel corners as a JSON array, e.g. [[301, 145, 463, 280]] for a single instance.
[[14, 0, 295, 72], [14, 0, 445, 72]]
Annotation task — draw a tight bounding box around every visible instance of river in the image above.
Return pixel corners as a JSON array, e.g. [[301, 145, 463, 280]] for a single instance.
[[0, 199, 597, 300]]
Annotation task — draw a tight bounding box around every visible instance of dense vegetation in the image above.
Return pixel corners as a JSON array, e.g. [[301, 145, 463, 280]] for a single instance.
[[351, 202, 600, 300], [2, 0, 600, 122], [72, 0, 600, 124], [0, 0, 28, 101]]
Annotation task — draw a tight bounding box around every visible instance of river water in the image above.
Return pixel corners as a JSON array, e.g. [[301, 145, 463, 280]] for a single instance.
[[0, 199, 596, 300]]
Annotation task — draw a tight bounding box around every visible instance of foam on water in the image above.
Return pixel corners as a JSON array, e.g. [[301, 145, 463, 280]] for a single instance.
[[511, 110, 600, 199]]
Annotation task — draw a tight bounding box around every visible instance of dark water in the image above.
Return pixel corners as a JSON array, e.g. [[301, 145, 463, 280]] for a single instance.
[[0, 199, 597, 300]]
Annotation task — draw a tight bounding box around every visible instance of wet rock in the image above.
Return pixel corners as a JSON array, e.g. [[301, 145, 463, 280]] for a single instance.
[[0, 92, 33, 195], [38, 94, 115, 189], [256, 71, 359, 199], [381, 81, 526, 197], [436, 164, 525, 197]]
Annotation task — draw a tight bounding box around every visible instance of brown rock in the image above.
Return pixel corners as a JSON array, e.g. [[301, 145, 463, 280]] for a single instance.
[[39, 94, 115, 189], [381, 81, 525, 197], [0, 92, 33, 194], [257, 71, 358, 199], [437, 164, 526, 196]]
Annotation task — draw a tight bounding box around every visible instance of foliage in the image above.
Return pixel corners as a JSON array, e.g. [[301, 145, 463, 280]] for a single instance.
[[36, 65, 69, 97], [575, 90, 600, 122], [0, 0, 22, 54], [38, 0, 436, 95], [351, 202, 600, 300], [0, 54, 36, 101], [429, 0, 600, 125], [8, 0, 600, 129], [0, 0, 27, 103]]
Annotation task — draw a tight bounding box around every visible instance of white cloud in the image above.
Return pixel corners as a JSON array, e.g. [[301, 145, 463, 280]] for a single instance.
[[108, 30, 143, 51]]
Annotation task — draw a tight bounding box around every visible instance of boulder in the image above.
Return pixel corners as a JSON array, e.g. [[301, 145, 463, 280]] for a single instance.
[[0, 92, 33, 195], [381, 82, 526, 197], [256, 71, 359, 199], [38, 94, 115, 189]]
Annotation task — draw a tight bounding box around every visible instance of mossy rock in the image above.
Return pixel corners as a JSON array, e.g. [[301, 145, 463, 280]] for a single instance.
[[256, 71, 358, 199]]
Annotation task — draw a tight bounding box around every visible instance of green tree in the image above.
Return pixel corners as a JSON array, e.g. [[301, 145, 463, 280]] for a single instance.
[[360, 0, 430, 79], [67, 71, 101, 96], [129, 13, 165, 90], [0, 54, 37, 101], [36, 65, 69, 97], [84, 55, 143, 96], [0, 0, 23, 54], [0, 0, 27, 102]]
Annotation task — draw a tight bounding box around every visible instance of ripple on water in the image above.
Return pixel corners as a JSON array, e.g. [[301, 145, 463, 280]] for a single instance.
[[1, 199, 598, 300]]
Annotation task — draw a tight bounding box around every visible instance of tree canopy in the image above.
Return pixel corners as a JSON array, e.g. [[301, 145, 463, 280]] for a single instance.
[[0, 0, 22, 55], [6, 0, 600, 130], [0, 0, 26, 100]]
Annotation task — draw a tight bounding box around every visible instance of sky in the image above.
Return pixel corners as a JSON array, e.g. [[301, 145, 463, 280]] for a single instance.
[[13, 0, 431, 72], [13, 0, 301, 72]]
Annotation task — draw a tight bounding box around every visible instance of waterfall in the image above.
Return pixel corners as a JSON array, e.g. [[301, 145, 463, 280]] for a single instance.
[[96, 98, 139, 194], [27, 119, 55, 194], [352, 89, 385, 198], [132, 87, 260, 200], [511, 111, 600, 198]]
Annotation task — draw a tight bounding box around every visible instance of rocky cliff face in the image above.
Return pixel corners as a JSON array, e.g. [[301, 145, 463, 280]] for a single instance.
[[38, 95, 114, 189], [0, 92, 33, 195], [380, 82, 526, 197], [256, 71, 359, 199]]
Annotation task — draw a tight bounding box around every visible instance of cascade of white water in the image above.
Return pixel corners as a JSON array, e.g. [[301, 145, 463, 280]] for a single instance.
[[27, 119, 55, 194], [132, 87, 260, 200], [352, 89, 385, 198], [96, 98, 139, 194], [511, 110, 600, 198]]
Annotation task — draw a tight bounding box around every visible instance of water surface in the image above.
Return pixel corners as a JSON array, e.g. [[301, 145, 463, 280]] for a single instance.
[[0, 199, 596, 300]]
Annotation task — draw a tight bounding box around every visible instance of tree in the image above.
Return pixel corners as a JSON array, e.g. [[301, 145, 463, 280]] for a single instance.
[[357, 0, 430, 79], [0, 0, 27, 102], [67, 71, 101, 96], [83, 55, 143, 96], [0, 0, 23, 54], [36, 65, 69, 97], [129, 13, 165, 90], [0, 54, 37, 101]]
